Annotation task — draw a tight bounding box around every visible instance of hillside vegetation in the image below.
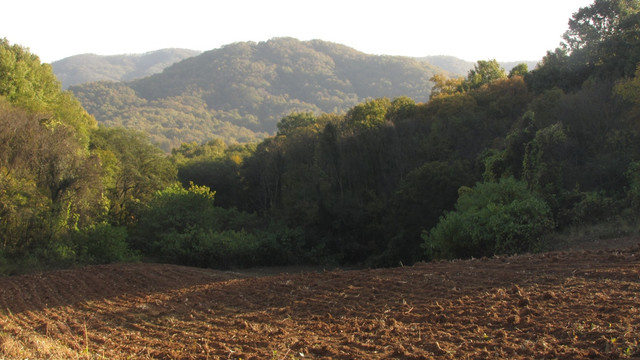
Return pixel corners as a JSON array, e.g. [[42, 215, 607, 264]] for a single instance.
[[51, 48, 200, 89], [2, 0, 640, 275], [70, 38, 444, 150]]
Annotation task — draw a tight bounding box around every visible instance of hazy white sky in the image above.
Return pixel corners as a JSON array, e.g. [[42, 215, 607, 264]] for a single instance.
[[3, 0, 595, 63]]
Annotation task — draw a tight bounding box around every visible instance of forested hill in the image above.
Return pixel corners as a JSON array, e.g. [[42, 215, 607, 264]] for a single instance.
[[51, 48, 201, 89], [69, 38, 445, 150]]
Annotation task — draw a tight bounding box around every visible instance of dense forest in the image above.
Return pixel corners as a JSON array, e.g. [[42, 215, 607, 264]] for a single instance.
[[2, 0, 640, 275], [69, 38, 445, 150], [51, 48, 201, 89]]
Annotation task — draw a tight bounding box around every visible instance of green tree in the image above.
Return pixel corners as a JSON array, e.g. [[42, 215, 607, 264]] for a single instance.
[[625, 160, 640, 212], [0, 40, 115, 273], [174, 143, 253, 209], [276, 111, 317, 135], [429, 74, 465, 98], [482, 112, 537, 182], [525, 48, 590, 93], [422, 91, 482, 159], [615, 63, 640, 109], [522, 123, 572, 198], [90, 127, 177, 225], [0, 100, 101, 229], [560, 0, 640, 79], [0, 99, 107, 273], [562, 0, 640, 54], [0, 38, 96, 147], [241, 135, 287, 212], [508, 63, 529, 78], [344, 98, 392, 131], [465, 60, 507, 90], [387, 96, 417, 123]]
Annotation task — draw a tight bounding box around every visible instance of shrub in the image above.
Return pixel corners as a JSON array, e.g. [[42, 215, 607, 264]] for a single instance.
[[151, 228, 259, 269], [130, 182, 218, 253], [559, 191, 619, 226], [133, 182, 305, 269], [70, 223, 138, 264], [0, 249, 8, 276], [626, 160, 640, 213], [256, 224, 305, 265], [150, 227, 305, 269], [423, 177, 554, 259]]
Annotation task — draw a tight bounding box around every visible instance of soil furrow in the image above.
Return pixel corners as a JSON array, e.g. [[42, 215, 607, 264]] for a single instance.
[[1, 242, 639, 359]]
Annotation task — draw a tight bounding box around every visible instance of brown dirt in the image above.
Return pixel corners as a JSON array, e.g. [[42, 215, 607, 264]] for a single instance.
[[1, 238, 640, 359]]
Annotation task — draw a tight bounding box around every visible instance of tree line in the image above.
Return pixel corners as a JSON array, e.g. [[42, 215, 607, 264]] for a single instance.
[[2, 0, 640, 275]]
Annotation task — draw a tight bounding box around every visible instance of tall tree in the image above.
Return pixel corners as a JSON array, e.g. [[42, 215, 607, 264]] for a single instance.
[[465, 60, 507, 90], [90, 127, 177, 225], [276, 112, 317, 135], [344, 98, 392, 131], [562, 0, 640, 78], [0, 38, 96, 147], [562, 0, 640, 53], [0, 99, 103, 257]]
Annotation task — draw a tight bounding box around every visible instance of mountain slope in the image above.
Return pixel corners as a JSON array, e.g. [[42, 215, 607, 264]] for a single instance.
[[71, 38, 445, 150], [51, 48, 201, 88]]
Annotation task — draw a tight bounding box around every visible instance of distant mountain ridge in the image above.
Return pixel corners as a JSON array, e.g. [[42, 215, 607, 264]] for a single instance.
[[418, 56, 539, 76], [51, 48, 201, 88], [52, 47, 538, 90], [69, 38, 447, 150]]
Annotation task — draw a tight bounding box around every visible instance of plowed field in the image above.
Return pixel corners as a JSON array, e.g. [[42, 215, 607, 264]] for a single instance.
[[2, 239, 640, 359]]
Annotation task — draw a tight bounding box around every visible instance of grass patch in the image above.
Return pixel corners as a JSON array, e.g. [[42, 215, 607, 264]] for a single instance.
[[541, 217, 640, 252]]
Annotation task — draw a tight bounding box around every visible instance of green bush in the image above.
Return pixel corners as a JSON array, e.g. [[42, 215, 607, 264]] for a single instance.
[[70, 223, 138, 264], [150, 226, 305, 269], [626, 161, 640, 213], [151, 228, 257, 269], [559, 191, 619, 226], [130, 182, 219, 253], [133, 182, 305, 269], [0, 249, 8, 276], [256, 224, 305, 265], [423, 177, 554, 259]]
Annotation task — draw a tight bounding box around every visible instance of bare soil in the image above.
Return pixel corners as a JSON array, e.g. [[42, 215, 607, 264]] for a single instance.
[[1, 237, 640, 359]]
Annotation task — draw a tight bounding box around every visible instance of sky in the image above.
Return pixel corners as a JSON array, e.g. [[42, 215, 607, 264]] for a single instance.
[[3, 0, 596, 64]]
